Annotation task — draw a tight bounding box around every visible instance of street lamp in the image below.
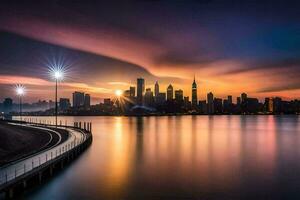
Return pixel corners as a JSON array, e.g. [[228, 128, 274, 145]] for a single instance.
[[50, 68, 64, 126], [16, 85, 25, 121]]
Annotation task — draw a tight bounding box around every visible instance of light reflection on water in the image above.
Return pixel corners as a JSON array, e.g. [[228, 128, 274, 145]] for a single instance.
[[20, 115, 300, 199]]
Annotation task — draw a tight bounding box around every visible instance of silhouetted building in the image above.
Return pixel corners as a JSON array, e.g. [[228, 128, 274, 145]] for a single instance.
[[3, 98, 13, 114], [155, 81, 159, 97], [237, 97, 241, 105], [214, 98, 223, 114], [199, 100, 207, 114], [137, 78, 145, 105], [273, 97, 282, 114], [167, 84, 173, 101], [59, 98, 71, 111], [175, 89, 183, 102], [104, 98, 112, 105], [73, 92, 85, 107], [228, 95, 233, 104], [130, 86, 135, 97], [245, 98, 259, 113], [241, 93, 247, 103], [223, 99, 229, 113], [144, 88, 154, 107], [207, 92, 214, 114], [264, 98, 272, 112], [124, 90, 130, 98], [184, 96, 191, 109], [156, 93, 166, 105], [84, 94, 91, 108], [192, 76, 198, 108]]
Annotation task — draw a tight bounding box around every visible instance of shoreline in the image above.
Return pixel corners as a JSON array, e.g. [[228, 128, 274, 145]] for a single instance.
[[12, 113, 300, 117]]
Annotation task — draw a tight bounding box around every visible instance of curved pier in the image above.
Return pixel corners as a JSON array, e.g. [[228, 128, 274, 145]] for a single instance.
[[0, 121, 93, 199]]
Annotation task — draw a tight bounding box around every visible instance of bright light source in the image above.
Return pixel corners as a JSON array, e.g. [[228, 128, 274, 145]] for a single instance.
[[115, 90, 123, 97], [48, 63, 66, 81], [16, 85, 25, 96], [53, 69, 64, 80]]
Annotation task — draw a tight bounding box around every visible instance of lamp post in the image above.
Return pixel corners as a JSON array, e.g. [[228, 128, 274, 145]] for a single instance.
[[53, 70, 64, 127], [16, 85, 25, 121]]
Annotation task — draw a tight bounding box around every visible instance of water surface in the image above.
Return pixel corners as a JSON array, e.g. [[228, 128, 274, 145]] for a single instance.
[[22, 115, 300, 199]]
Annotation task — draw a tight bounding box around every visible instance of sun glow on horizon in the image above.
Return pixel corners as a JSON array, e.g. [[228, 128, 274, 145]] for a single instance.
[[115, 90, 123, 97]]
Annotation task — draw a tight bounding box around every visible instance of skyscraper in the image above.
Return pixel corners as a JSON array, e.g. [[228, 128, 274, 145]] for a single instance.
[[228, 95, 233, 104], [175, 89, 183, 102], [130, 86, 135, 97], [3, 98, 13, 114], [84, 94, 91, 108], [241, 93, 247, 103], [237, 97, 241, 105], [59, 98, 71, 110], [72, 92, 85, 107], [144, 88, 154, 106], [156, 93, 166, 105], [155, 81, 159, 97], [207, 92, 214, 114], [192, 76, 198, 107], [137, 78, 145, 105], [167, 84, 173, 101]]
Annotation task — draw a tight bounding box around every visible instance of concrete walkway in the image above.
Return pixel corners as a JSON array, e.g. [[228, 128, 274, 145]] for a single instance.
[[0, 122, 68, 166]]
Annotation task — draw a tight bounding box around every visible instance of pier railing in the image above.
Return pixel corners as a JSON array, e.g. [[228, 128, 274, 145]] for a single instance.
[[0, 120, 92, 190]]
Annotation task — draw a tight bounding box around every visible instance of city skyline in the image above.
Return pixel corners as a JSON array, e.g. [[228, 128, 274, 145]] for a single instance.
[[1, 1, 300, 102], [1, 76, 299, 116]]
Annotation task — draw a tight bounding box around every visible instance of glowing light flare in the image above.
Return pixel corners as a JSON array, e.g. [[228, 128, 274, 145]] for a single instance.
[[48, 64, 67, 81], [15, 84, 25, 96], [54, 70, 63, 80], [115, 90, 123, 97]]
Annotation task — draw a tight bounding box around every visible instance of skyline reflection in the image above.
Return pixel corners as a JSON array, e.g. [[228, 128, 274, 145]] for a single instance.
[[21, 115, 300, 199]]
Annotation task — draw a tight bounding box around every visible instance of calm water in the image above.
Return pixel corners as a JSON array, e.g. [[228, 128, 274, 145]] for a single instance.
[[21, 115, 300, 199]]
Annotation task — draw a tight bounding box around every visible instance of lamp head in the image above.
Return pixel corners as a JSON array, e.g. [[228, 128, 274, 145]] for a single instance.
[[16, 85, 25, 96]]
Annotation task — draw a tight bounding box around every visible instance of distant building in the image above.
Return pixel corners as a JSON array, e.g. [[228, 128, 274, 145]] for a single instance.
[[156, 93, 166, 105], [175, 89, 183, 102], [144, 88, 154, 107], [103, 98, 112, 105], [237, 97, 241, 105], [207, 92, 214, 114], [49, 100, 55, 109], [241, 93, 247, 103], [3, 98, 13, 114], [124, 90, 131, 98], [192, 76, 198, 107], [137, 78, 145, 105], [130, 86, 135, 97], [199, 100, 207, 114], [84, 94, 91, 108], [273, 97, 282, 114], [264, 98, 271, 112], [154, 81, 159, 97], [167, 84, 173, 101], [245, 98, 259, 113], [59, 98, 71, 111], [223, 99, 229, 113], [72, 92, 85, 107], [228, 95, 233, 104], [184, 96, 191, 109], [214, 98, 223, 114]]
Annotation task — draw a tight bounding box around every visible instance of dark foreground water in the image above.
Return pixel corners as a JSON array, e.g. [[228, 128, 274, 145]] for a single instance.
[[21, 115, 300, 199]]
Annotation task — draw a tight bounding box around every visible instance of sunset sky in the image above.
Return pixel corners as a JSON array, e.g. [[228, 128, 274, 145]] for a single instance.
[[0, 1, 300, 104]]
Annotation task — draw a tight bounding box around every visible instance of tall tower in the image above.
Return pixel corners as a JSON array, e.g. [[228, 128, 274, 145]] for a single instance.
[[137, 78, 145, 105], [192, 75, 198, 108], [155, 81, 159, 97], [207, 92, 214, 114], [167, 84, 173, 101]]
